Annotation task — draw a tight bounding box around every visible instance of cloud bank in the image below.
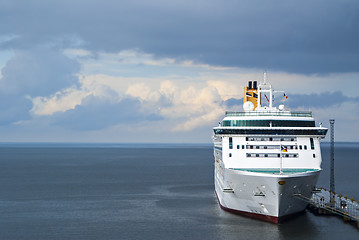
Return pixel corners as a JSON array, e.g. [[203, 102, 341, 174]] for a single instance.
[[0, 0, 358, 74], [0, 0, 358, 142]]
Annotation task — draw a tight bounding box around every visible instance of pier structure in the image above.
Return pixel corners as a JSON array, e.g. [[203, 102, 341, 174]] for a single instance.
[[329, 119, 335, 206], [294, 120, 359, 228], [294, 187, 359, 228]]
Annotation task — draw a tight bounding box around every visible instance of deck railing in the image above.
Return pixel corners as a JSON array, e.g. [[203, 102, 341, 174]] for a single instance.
[[225, 111, 312, 117]]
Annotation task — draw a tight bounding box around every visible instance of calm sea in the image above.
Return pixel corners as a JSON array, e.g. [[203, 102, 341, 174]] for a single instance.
[[0, 142, 358, 240]]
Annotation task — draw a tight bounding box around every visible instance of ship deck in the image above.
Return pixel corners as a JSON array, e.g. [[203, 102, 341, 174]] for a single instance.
[[231, 168, 319, 175]]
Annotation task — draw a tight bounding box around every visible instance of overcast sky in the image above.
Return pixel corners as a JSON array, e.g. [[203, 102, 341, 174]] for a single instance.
[[0, 0, 358, 143]]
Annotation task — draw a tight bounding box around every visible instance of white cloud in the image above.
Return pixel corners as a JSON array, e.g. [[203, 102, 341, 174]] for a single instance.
[[16, 48, 359, 142], [31, 88, 90, 115], [159, 80, 177, 99], [64, 48, 92, 58], [156, 83, 224, 131], [126, 83, 160, 102], [207, 80, 243, 100]]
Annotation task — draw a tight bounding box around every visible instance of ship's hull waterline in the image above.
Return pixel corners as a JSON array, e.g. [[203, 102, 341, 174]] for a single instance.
[[215, 168, 320, 223]]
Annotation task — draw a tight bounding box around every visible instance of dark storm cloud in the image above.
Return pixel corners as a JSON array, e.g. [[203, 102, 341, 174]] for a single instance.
[[0, 47, 80, 124], [285, 91, 359, 109], [1, 48, 79, 96], [0, 95, 32, 125], [0, 0, 358, 74], [50, 95, 163, 130]]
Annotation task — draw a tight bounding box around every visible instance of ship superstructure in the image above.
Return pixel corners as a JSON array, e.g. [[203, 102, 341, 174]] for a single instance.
[[213, 75, 328, 223]]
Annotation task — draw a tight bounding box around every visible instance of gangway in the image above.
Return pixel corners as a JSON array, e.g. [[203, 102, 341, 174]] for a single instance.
[[294, 187, 359, 229]]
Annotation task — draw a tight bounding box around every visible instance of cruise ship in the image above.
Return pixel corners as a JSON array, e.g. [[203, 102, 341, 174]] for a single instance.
[[213, 75, 328, 223]]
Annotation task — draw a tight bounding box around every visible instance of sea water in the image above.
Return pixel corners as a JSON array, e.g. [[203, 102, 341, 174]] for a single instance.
[[0, 142, 358, 240]]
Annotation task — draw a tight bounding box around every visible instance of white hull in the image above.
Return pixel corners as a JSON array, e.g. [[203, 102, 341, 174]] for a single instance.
[[215, 168, 320, 223], [212, 78, 327, 223]]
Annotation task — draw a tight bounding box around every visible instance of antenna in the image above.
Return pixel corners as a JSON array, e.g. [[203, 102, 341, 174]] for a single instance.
[[263, 71, 267, 84]]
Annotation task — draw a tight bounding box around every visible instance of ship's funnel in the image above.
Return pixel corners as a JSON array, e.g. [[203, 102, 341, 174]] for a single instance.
[[243, 81, 258, 110]]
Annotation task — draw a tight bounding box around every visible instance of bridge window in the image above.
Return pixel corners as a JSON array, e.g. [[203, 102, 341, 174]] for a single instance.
[[221, 120, 315, 127], [213, 128, 327, 136]]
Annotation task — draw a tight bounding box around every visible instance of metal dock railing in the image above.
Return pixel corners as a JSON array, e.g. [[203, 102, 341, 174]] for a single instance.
[[294, 187, 359, 228]]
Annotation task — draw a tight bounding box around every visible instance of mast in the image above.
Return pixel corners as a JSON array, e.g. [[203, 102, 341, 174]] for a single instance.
[[264, 71, 267, 84], [256, 72, 286, 110], [257, 72, 274, 109], [330, 119, 335, 206]]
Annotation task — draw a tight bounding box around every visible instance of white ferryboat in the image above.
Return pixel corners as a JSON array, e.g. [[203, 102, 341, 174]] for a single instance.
[[213, 75, 328, 223]]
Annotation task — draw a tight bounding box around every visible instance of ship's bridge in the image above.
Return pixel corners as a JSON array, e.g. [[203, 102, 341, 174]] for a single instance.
[[221, 111, 316, 128], [215, 111, 327, 137]]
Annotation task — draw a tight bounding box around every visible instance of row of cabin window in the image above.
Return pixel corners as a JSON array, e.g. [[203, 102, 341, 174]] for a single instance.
[[246, 137, 296, 141], [229, 137, 315, 150], [247, 153, 298, 158], [231, 144, 309, 150], [246, 145, 306, 150], [228, 153, 316, 158], [230, 137, 297, 145]]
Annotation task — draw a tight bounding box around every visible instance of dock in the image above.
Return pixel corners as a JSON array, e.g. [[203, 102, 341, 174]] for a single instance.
[[294, 187, 359, 228]]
